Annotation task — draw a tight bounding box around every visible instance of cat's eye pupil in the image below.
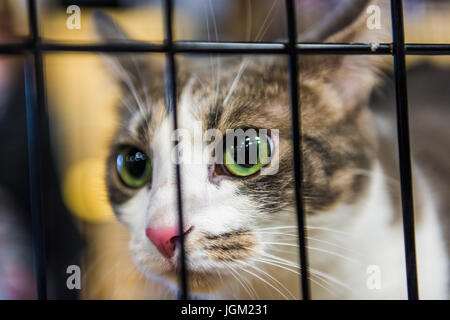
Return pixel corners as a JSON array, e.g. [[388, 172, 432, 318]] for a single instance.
[[126, 152, 148, 177], [116, 147, 152, 188], [231, 136, 259, 168], [223, 133, 272, 177]]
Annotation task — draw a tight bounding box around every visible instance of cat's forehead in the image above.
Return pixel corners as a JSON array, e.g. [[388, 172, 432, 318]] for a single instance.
[[185, 57, 292, 130], [115, 55, 348, 149], [116, 58, 283, 140]]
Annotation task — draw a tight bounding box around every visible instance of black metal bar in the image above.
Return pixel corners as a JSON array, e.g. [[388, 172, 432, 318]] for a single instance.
[[163, 0, 189, 300], [24, 58, 48, 301], [297, 43, 392, 54], [41, 42, 164, 53], [405, 43, 450, 55], [390, 0, 419, 300], [26, 0, 47, 300], [174, 41, 286, 54], [2, 41, 450, 55], [285, 0, 310, 300], [0, 42, 32, 54]]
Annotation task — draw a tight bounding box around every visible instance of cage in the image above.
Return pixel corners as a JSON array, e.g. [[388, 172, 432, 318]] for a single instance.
[[0, 0, 449, 300]]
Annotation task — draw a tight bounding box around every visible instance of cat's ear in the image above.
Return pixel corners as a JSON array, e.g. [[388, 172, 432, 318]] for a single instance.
[[301, 0, 389, 106], [93, 11, 156, 92]]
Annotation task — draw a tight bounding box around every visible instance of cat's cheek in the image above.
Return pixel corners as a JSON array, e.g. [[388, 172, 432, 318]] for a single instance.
[[128, 234, 170, 276], [115, 188, 150, 231], [114, 189, 171, 275]]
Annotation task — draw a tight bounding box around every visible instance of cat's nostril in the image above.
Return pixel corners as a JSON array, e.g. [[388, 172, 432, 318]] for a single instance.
[[145, 226, 193, 259], [170, 235, 180, 245]]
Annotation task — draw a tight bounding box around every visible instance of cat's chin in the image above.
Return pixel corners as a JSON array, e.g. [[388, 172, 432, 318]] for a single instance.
[[131, 252, 223, 294], [160, 270, 224, 294]]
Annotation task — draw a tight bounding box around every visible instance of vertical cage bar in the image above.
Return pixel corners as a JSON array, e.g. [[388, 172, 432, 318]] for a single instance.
[[285, 0, 310, 300], [26, 0, 47, 300], [163, 0, 189, 300], [390, 0, 419, 300]]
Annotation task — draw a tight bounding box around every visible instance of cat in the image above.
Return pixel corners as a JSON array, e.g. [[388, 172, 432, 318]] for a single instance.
[[93, 4, 448, 299]]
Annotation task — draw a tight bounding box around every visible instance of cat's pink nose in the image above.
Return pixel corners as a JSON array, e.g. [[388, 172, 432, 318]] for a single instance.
[[145, 226, 193, 259]]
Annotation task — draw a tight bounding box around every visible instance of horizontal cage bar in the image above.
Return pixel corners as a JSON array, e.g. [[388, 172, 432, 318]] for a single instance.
[[0, 41, 449, 55]]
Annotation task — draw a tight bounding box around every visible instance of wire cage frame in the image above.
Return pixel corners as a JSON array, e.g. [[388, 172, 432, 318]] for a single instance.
[[1, 0, 450, 300]]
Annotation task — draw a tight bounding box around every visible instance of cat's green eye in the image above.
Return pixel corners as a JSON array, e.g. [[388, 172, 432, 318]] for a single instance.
[[223, 134, 272, 177], [116, 147, 152, 188]]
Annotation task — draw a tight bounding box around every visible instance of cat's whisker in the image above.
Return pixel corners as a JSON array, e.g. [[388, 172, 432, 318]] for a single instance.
[[256, 16, 274, 44], [224, 262, 252, 299], [213, 268, 231, 298], [308, 268, 355, 293], [253, 225, 300, 231], [222, 58, 250, 106], [108, 58, 148, 123], [232, 265, 259, 300], [215, 262, 237, 299], [223, 0, 278, 107], [256, 242, 291, 252], [245, 0, 252, 42], [254, 0, 278, 42], [238, 265, 290, 300], [250, 231, 358, 254], [118, 96, 150, 135], [130, 56, 151, 128], [238, 260, 295, 300], [250, 231, 299, 236], [260, 241, 299, 248], [202, 1, 215, 92], [261, 241, 360, 264], [259, 252, 302, 272], [222, 263, 248, 298], [207, 0, 221, 111], [259, 252, 354, 293], [264, 245, 298, 256], [223, 262, 258, 300], [249, 256, 337, 296], [119, 95, 136, 115], [241, 273, 259, 300], [190, 72, 207, 91], [305, 226, 355, 237], [306, 236, 359, 255]]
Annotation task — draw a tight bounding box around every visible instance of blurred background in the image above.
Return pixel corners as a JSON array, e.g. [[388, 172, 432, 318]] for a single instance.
[[0, 0, 448, 299]]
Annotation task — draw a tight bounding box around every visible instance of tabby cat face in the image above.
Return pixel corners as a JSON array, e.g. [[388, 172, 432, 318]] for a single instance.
[[96, 11, 383, 296]]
